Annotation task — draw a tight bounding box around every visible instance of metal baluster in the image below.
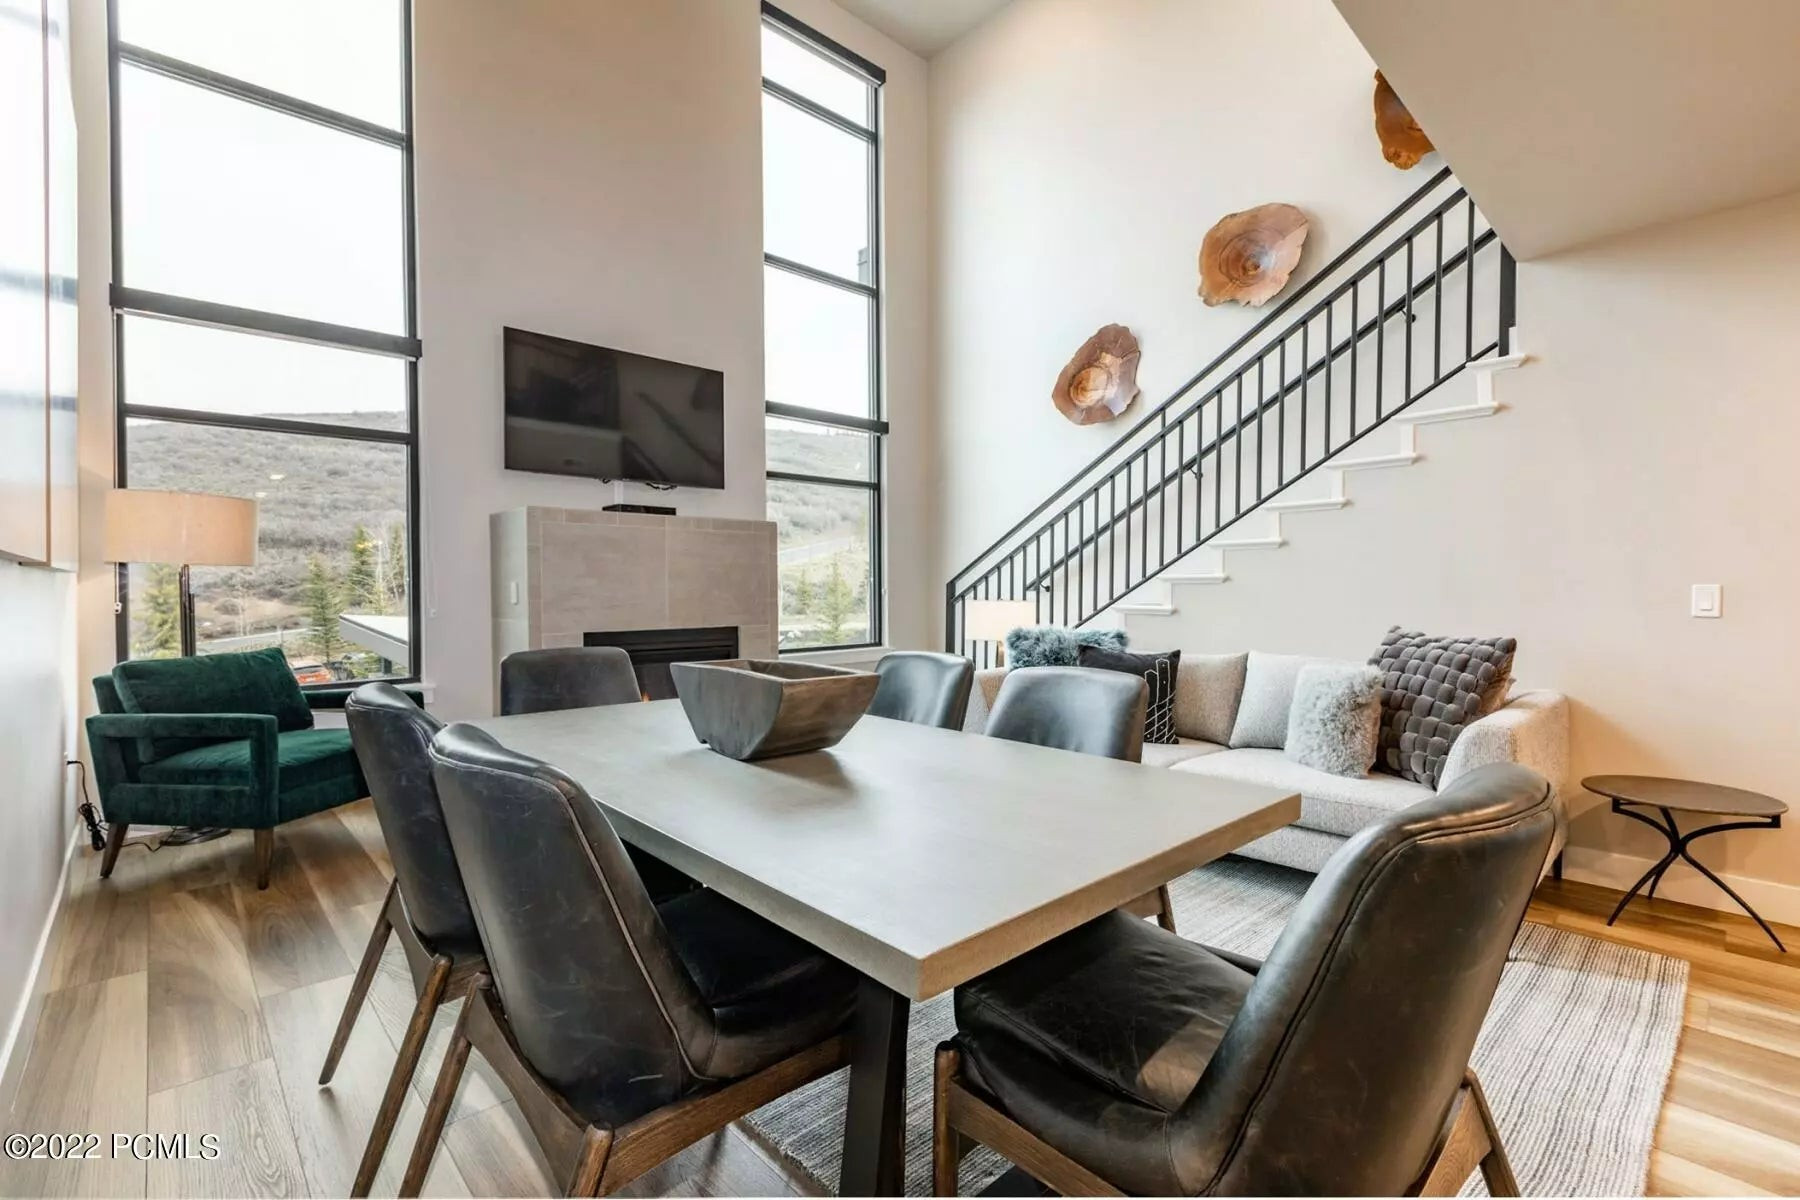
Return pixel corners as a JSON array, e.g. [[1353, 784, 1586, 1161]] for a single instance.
[[1464, 198, 1475, 364], [1300, 321, 1310, 471], [1159, 412, 1167, 568], [1255, 356, 1266, 503], [1060, 512, 1070, 628], [1404, 234, 1415, 405], [1376, 256, 1387, 421], [1213, 392, 1223, 535], [1109, 471, 1118, 604], [1139, 452, 1149, 582], [1324, 306, 1334, 455], [1175, 417, 1185, 552], [1433, 212, 1444, 382], [1350, 275, 1360, 439], [1234, 375, 1244, 518], [1276, 335, 1287, 489]]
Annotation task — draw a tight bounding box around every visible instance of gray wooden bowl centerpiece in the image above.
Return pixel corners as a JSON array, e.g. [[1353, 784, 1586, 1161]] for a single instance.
[[669, 658, 879, 761]]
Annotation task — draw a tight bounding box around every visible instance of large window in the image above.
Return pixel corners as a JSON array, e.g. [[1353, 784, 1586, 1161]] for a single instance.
[[760, 5, 886, 652], [110, 0, 420, 684]]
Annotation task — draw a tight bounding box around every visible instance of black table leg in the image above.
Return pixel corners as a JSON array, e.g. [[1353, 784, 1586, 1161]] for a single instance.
[[1606, 801, 1786, 952], [840, 975, 911, 1196]]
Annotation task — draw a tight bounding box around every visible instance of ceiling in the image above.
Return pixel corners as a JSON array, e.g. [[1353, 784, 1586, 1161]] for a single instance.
[[1335, 0, 1800, 258], [829, 0, 1015, 57]]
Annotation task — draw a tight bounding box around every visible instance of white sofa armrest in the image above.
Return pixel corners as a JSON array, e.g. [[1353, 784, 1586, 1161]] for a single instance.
[[1439, 690, 1570, 798], [962, 668, 1008, 734]]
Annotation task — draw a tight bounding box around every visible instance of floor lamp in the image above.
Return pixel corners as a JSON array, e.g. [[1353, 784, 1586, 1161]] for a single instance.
[[964, 598, 1038, 667], [103, 488, 259, 845]]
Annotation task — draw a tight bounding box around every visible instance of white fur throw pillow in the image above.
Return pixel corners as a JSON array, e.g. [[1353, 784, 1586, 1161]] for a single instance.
[[1285, 663, 1383, 777]]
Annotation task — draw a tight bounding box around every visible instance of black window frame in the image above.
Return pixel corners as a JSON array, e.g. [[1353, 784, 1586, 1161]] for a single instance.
[[761, 2, 888, 655], [106, 0, 423, 687]]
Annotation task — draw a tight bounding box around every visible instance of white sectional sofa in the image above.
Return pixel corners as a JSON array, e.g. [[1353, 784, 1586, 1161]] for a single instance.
[[964, 656, 1569, 874]]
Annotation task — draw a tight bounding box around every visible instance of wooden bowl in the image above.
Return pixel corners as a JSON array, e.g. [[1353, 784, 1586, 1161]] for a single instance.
[[669, 659, 879, 761]]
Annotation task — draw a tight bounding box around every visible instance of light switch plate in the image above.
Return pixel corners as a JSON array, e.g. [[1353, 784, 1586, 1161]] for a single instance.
[[509, 580, 520, 605], [1691, 583, 1722, 618]]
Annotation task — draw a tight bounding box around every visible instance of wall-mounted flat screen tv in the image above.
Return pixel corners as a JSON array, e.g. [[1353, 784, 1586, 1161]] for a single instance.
[[503, 327, 726, 489]]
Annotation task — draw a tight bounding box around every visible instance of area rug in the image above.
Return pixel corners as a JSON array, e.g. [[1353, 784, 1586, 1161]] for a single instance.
[[741, 856, 1688, 1197]]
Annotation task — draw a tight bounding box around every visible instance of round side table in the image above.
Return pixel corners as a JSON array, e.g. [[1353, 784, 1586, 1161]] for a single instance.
[[1584, 775, 1788, 951]]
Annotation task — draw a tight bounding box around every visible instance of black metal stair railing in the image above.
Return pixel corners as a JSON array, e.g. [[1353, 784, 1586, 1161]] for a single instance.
[[945, 168, 1516, 663]]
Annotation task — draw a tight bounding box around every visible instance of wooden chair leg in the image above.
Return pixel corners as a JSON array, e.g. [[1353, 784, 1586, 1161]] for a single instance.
[[353, 953, 455, 1197], [1155, 884, 1178, 933], [1467, 1069, 1518, 1197], [397, 975, 477, 1199], [564, 1127, 614, 1197], [253, 828, 275, 890], [933, 1044, 960, 1197], [99, 822, 129, 879], [322, 884, 398, 1089]]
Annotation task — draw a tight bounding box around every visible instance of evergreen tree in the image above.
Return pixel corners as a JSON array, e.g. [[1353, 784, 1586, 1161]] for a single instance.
[[818, 556, 856, 645], [302, 555, 346, 666], [384, 522, 407, 611], [345, 524, 380, 612], [792, 567, 815, 616], [134, 563, 183, 658]]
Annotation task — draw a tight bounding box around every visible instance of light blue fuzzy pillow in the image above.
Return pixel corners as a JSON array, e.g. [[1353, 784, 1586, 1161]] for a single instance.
[[1004, 625, 1128, 668]]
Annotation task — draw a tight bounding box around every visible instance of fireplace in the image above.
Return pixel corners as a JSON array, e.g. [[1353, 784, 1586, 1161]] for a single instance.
[[585, 626, 740, 701]]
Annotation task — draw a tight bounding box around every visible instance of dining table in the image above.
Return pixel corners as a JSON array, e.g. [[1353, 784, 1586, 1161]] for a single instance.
[[472, 698, 1300, 1196]]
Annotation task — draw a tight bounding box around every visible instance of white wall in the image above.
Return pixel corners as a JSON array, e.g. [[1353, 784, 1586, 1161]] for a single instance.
[[416, 0, 931, 718], [929, 0, 1800, 917], [929, 0, 1427, 591], [0, 563, 78, 1107]]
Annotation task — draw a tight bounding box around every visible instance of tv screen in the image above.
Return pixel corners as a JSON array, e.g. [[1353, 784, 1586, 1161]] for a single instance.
[[503, 327, 726, 489]]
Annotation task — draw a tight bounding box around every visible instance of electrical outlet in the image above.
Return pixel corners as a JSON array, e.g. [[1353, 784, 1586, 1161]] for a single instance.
[[1691, 583, 1722, 619]]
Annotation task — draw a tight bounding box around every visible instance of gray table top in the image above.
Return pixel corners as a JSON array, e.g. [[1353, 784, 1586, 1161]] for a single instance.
[[471, 700, 1299, 999], [1583, 774, 1788, 818]]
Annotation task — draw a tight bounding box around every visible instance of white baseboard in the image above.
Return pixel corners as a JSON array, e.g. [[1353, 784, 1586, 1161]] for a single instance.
[[0, 821, 83, 1119], [1562, 844, 1800, 931]]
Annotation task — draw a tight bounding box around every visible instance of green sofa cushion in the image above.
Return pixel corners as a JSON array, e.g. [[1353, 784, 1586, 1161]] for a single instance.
[[139, 727, 366, 824], [113, 648, 313, 760]]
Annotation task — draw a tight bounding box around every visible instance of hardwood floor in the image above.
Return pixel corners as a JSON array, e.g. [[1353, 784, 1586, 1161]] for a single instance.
[[1, 803, 1795, 1198]]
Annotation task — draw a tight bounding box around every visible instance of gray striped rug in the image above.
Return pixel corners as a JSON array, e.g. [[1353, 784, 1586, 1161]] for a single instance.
[[742, 857, 1687, 1197]]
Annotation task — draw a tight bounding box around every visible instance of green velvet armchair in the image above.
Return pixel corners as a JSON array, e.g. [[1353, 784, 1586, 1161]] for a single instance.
[[85, 647, 375, 888]]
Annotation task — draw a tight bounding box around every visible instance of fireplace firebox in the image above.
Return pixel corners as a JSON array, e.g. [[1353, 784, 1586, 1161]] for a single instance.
[[585, 626, 740, 701]]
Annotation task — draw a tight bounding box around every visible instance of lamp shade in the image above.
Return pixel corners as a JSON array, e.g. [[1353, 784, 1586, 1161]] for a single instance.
[[964, 598, 1038, 643], [103, 489, 259, 567]]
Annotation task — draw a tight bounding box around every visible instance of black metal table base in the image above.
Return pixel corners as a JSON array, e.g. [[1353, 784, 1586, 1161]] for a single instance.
[[1605, 800, 1786, 951], [839, 975, 911, 1196]]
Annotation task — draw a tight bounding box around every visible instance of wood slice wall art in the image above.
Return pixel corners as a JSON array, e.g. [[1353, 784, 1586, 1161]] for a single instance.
[[1198, 203, 1310, 308], [1374, 70, 1433, 169], [1052, 324, 1141, 426]]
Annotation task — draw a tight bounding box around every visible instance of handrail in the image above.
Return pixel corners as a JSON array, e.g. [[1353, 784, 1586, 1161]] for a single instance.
[[951, 166, 1455, 580]]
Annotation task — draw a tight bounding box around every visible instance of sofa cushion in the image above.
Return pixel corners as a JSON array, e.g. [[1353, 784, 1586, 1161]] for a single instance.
[[1368, 628, 1517, 788], [1171, 652, 1247, 744], [1284, 663, 1382, 778], [1173, 747, 1432, 838], [1003, 625, 1127, 668], [139, 727, 365, 824], [1077, 646, 1179, 744], [1227, 652, 1328, 750], [1139, 738, 1227, 769], [113, 647, 313, 760]]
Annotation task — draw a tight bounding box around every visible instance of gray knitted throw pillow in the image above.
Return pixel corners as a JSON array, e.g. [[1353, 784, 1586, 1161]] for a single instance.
[[1368, 627, 1516, 787]]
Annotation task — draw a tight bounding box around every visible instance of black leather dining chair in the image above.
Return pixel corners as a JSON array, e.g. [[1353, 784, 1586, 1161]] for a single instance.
[[499, 646, 642, 714], [498, 645, 694, 899], [932, 762, 1558, 1197], [984, 666, 1173, 929], [331, 683, 487, 1197], [402, 723, 858, 1197], [868, 651, 976, 730]]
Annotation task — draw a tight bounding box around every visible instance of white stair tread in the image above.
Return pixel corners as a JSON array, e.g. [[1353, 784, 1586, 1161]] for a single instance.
[[1213, 536, 1285, 550], [1113, 602, 1175, 616], [1332, 450, 1419, 471], [1397, 401, 1500, 425], [1163, 571, 1229, 585], [1266, 495, 1350, 512], [1467, 351, 1528, 372]]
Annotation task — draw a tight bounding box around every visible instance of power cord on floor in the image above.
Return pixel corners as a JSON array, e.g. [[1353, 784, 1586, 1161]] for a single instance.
[[67, 758, 105, 851]]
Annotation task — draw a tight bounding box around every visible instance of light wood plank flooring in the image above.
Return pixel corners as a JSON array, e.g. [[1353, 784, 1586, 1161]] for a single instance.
[[2, 803, 1796, 1198]]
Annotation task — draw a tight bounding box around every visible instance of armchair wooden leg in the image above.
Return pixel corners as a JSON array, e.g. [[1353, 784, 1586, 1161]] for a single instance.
[[933, 1045, 960, 1197], [564, 1127, 614, 1197], [321, 884, 396, 1084], [253, 828, 275, 890], [1155, 884, 1178, 933], [100, 822, 129, 879], [1467, 1069, 1519, 1197], [354, 952, 455, 1197], [398, 976, 478, 1199]]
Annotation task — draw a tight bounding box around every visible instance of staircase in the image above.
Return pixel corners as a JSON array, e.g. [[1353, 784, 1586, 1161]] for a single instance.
[[945, 168, 1526, 663]]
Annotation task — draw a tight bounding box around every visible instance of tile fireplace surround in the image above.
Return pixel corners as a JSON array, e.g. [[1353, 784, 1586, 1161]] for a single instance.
[[490, 506, 778, 707]]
